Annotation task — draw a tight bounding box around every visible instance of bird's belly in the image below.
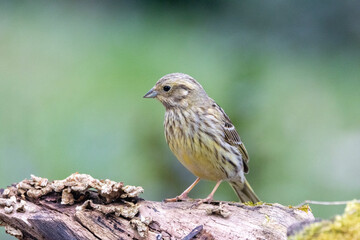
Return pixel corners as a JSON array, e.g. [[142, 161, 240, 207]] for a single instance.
[[174, 149, 226, 181], [165, 115, 236, 181]]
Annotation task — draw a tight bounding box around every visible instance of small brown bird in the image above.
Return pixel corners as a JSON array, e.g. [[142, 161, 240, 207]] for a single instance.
[[144, 73, 259, 203]]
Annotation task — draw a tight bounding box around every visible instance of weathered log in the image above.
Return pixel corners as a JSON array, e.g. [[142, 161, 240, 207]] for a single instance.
[[0, 173, 314, 240]]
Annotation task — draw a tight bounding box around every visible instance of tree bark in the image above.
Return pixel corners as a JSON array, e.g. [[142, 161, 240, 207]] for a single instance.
[[0, 174, 314, 240]]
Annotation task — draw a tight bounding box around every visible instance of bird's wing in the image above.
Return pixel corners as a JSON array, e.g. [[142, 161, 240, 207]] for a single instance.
[[216, 104, 250, 173]]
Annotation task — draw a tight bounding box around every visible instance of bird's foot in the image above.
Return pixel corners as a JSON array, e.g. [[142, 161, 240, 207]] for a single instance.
[[164, 193, 189, 202], [192, 196, 214, 207], [193, 180, 221, 206]]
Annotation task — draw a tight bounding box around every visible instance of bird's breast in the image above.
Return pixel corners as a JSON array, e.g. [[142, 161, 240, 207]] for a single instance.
[[164, 109, 237, 181]]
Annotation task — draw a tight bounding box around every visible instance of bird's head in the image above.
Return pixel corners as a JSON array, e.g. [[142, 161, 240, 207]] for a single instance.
[[144, 73, 208, 109]]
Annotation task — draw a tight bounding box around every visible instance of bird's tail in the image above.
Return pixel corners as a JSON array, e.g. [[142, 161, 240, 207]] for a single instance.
[[230, 180, 260, 203]]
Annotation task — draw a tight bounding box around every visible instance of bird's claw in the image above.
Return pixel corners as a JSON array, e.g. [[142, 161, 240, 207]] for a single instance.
[[190, 197, 214, 208], [164, 194, 189, 203]]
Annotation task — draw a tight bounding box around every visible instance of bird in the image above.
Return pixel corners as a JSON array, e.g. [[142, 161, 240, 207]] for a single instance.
[[143, 73, 260, 203]]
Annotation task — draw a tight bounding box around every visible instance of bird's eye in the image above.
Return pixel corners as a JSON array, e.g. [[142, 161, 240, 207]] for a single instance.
[[163, 85, 171, 92]]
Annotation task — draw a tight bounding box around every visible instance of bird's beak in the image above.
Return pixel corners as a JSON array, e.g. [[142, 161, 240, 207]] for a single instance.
[[143, 88, 158, 98]]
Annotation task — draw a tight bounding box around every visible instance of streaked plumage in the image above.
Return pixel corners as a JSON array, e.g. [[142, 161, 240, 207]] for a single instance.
[[144, 73, 259, 203]]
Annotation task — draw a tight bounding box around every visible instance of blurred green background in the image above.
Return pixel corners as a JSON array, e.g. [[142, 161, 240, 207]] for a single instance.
[[1, 1, 359, 238]]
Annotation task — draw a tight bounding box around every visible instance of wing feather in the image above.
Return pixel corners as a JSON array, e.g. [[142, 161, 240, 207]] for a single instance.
[[215, 103, 250, 173]]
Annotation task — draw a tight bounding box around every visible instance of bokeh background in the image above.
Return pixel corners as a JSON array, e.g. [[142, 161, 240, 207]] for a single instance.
[[1, 1, 359, 238]]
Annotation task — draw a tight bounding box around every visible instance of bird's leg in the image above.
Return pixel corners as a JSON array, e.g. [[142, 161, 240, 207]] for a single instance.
[[196, 180, 222, 204], [164, 177, 201, 202]]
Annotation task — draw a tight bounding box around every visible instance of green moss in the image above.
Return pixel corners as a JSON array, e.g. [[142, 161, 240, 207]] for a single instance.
[[243, 201, 311, 214], [291, 201, 360, 240], [288, 204, 312, 213], [265, 214, 271, 223], [243, 201, 265, 206]]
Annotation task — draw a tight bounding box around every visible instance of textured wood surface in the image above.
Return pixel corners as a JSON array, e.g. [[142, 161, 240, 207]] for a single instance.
[[0, 174, 314, 240]]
